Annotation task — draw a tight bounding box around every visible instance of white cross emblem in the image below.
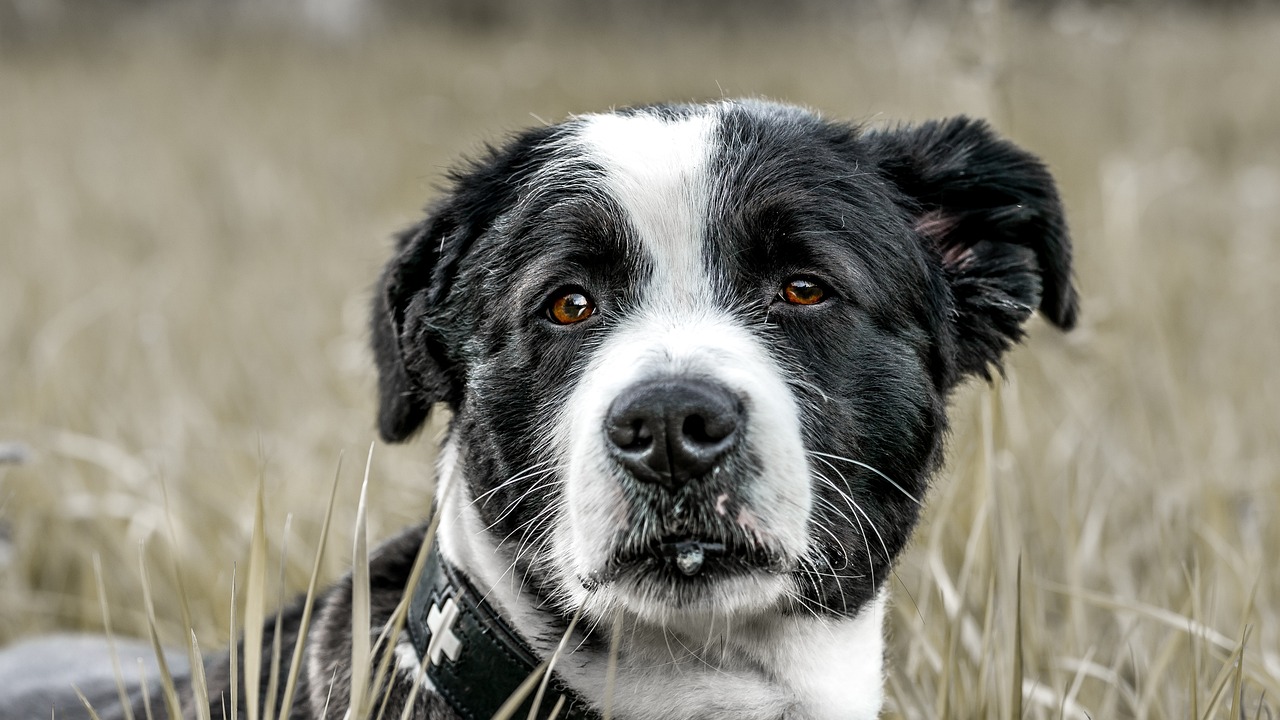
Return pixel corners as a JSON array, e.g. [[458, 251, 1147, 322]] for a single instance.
[[425, 596, 462, 665]]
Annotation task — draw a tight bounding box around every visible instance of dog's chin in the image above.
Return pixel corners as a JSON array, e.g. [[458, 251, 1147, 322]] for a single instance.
[[579, 536, 794, 622]]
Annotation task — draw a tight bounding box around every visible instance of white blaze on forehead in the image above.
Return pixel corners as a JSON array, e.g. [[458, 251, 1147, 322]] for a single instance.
[[574, 111, 717, 300], [547, 107, 814, 622]]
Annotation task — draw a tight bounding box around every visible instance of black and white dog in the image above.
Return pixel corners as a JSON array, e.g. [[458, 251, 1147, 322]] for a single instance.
[[0, 99, 1076, 720]]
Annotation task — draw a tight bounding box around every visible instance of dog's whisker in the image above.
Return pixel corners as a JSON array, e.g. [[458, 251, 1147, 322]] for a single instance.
[[813, 465, 894, 578], [507, 502, 564, 557], [804, 511, 856, 613], [468, 501, 566, 611], [810, 496, 857, 571], [466, 460, 558, 509], [812, 467, 877, 590], [659, 624, 686, 676], [505, 507, 563, 571], [783, 588, 826, 623], [512, 520, 564, 602], [808, 450, 921, 507], [482, 476, 566, 533], [668, 631, 705, 669]]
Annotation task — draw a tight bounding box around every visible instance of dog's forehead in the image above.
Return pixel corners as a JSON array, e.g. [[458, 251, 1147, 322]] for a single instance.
[[570, 109, 719, 300]]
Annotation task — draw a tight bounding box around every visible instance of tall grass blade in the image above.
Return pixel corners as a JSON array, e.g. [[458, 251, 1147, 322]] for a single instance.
[[73, 686, 106, 720], [278, 453, 346, 717], [265, 515, 292, 720], [242, 460, 271, 720], [1191, 630, 1201, 719], [527, 606, 584, 720], [1012, 557, 1023, 720], [230, 564, 239, 720], [602, 610, 622, 720], [394, 663, 428, 720], [92, 552, 136, 720], [1228, 626, 1251, 720], [160, 475, 207, 717], [189, 630, 213, 720], [489, 659, 551, 720], [1202, 627, 1251, 720], [977, 574, 997, 708], [1042, 582, 1239, 651], [372, 471, 457, 720], [139, 543, 184, 720], [348, 442, 375, 718], [137, 659, 156, 720]]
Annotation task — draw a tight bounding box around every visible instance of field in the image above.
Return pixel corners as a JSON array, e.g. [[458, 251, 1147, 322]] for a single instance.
[[1, 4, 1279, 718]]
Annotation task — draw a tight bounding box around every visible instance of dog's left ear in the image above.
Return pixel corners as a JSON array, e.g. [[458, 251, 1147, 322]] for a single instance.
[[372, 125, 561, 442], [867, 117, 1079, 382], [370, 210, 463, 443]]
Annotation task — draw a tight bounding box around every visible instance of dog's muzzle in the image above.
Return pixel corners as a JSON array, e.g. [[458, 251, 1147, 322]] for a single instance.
[[604, 378, 743, 491]]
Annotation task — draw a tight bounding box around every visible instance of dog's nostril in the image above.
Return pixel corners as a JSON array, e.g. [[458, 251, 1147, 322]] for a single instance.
[[634, 420, 653, 445], [607, 417, 653, 451], [682, 415, 710, 443], [681, 413, 733, 444]]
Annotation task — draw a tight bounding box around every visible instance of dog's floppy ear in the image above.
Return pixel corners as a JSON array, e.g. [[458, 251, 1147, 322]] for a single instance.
[[372, 126, 562, 442], [371, 210, 463, 443], [867, 117, 1079, 382]]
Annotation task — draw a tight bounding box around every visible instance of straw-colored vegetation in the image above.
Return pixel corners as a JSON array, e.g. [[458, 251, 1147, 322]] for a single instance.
[[1, 5, 1278, 718]]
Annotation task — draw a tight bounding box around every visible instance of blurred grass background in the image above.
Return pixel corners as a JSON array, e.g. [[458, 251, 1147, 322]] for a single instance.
[[1, 2, 1278, 717]]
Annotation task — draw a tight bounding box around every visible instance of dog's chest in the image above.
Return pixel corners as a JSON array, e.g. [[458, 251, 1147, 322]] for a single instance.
[[551, 604, 886, 720]]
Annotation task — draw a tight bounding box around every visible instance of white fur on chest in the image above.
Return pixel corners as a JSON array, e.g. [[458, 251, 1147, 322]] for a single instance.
[[568, 599, 886, 720]]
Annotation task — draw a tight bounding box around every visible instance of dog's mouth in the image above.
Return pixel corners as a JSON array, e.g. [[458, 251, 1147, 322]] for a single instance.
[[656, 537, 725, 576], [581, 531, 786, 593]]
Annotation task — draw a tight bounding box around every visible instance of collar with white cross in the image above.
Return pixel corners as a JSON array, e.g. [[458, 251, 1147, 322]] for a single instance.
[[406, 543, 600, 720]]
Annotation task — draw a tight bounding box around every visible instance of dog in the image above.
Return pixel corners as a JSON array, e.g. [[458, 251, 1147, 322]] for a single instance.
[[0, 99, 1076, 720]]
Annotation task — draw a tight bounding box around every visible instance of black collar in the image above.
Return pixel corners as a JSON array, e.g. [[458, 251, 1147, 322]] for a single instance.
[[407, 544, 601, 720]]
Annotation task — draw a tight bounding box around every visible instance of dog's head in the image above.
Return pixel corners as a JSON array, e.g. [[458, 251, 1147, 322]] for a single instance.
[[371, 100, 1076, 627]]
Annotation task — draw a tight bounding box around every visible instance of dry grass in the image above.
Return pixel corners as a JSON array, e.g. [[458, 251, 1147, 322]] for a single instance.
[[1, 5, 1278, 718]]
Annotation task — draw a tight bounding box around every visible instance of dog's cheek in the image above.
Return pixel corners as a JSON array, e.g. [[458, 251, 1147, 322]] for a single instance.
[[775, 306, 939, 478], [780, 314, 942, 605], [456, 315, 588, 555]]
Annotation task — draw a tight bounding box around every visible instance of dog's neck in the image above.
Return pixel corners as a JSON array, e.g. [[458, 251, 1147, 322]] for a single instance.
[[432, 440, 887, 720]]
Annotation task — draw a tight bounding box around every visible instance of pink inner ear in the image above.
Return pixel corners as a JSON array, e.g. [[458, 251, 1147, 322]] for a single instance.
[[914, 209, 972, 270]]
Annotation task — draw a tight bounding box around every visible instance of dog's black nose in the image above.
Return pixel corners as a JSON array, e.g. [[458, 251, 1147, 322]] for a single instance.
[[605, 379, 742, 491]]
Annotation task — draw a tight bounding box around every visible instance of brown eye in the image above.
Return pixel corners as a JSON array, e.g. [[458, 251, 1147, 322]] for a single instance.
[[547, 290, 595, 324], [780, 278, 827, 306]]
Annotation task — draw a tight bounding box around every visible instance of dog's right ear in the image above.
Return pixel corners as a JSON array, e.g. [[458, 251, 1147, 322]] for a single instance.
[[371, 210, 462, 443], [864, 117, 1078, 384]]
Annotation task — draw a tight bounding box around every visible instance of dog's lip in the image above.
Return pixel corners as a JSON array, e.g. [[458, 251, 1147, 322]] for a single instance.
[[655, 535, 727, 558], [586, 531, 786, 587], [633, 533, 739, 564]]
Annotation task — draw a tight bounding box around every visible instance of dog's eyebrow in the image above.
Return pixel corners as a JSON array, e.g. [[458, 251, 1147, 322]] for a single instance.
[[506, 192, 625, 239], [510, 254, 569, 300], [720, 200, 879, 309], [507, 241, 628, 306]]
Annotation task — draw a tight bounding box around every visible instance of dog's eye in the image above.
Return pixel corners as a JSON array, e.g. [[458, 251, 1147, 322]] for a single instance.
[[779, 278, 827, 306], [546, 290, 596, 325]]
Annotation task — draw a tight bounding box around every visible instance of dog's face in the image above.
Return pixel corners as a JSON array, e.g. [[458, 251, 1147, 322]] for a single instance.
[[372, 101, 1076, 628]]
